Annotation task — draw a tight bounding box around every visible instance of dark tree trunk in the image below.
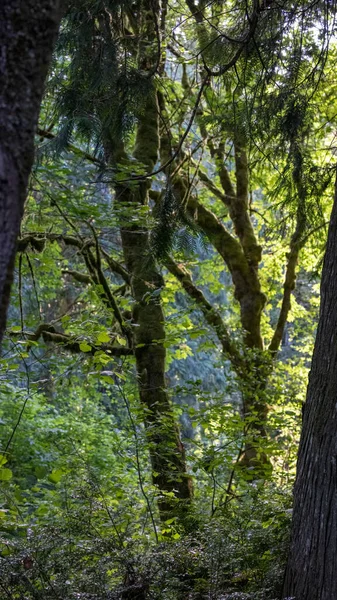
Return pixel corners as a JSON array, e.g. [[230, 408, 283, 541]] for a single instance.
[[0, 1, 62, 341], [283, 171, 337, 600], [90, 0, 193, 523], [120, 222, 193, 519], [115, 91, 193, 521]]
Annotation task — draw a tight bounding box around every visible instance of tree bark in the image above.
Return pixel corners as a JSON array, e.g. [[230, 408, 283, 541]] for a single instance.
[[283, 170, 337, 600], [121, 221, 193, 518], [0, 0, 62, 341], [115, 90, 193, 521]]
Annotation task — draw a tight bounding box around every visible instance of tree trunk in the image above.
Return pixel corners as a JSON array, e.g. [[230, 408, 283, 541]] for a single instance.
[[159, 115, 268, 470], [120, 222, 193, 518], [282, 171, 337, 600], [0, 1, 62, 341], [237, 354, 272, 475], [112, 90, 193, 522]]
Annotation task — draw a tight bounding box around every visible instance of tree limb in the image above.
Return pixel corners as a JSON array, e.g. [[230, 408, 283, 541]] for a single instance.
[[100, 248, 131, 284], [18, 232, 130, 283], [165, 257, 243, 369], [36, 128, 105, 166], [10, 323, 133, 356], [61, 269, 91, 284], [269, 209, 307, 355]]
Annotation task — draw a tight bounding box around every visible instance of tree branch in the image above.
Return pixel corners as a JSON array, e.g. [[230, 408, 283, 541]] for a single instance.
[[18, 232, 132, 344], [10, 323, 133, 356], [18, 232, 130, 283], [269, 209, 307, 355], [165, 257, 243, 369], [100, 248, 131, 284], [186, 155, 234, 207], [159, 90, 265, 349], [36, 128, 104, 166], [232, 138, 262, 268], [62, 269, 91, 284]]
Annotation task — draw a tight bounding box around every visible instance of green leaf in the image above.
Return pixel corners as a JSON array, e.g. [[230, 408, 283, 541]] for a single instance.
[[101, 375, 115, 384], [116, 335, 127, 346], [0, 468, 12, 481], [115, 372, 126, 381], [189, 329, 208, 339], [0, 455, 8, 467], [35, 466, 48, 479], [48, 469, 64, 484], [79, 342, 92, 352], [97, 332, 111, 344]]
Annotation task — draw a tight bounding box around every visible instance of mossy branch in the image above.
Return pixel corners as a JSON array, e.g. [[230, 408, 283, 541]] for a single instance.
[[18, 232, 132, 345], [197, 167, 232, 207], [191, 196, 265, 349], [269, 208, 307, 355], [81, 246, 132, 346], [62, 269, 91, 284], [165, 257, 243, 369], [18, 232, 130, 283], [9, 323, 133, 356], [198, 107, 262, 269], [233, 139, 262, 268], [101, 249, 130, 284], [197, 105, 236, 199], [17, 232, 92, 253], [161, 91, 265, 349]]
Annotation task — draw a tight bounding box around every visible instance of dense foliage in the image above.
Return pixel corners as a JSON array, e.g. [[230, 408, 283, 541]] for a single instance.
[[1, 1, 337, 598]]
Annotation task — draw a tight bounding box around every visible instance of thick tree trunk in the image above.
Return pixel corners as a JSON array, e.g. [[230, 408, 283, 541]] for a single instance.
[[0, 1, 62, 341], [111, 90, 192, 522], [237, 356, 272, 475], [282, 171, 337, 600], [120, 223, 193, 518]]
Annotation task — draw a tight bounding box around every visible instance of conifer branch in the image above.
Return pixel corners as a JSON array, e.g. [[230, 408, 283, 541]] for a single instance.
[[36, 128, 104, 166]]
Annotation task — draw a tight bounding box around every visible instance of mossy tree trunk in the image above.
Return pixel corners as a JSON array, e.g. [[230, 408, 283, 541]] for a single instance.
[[104, 2, 193, 521], [118, 97, 192, 520], [158, 100, 269, 468], [158, 81, 307, 471]]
